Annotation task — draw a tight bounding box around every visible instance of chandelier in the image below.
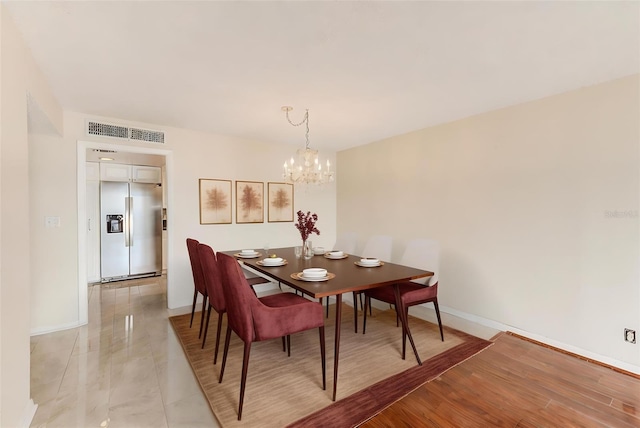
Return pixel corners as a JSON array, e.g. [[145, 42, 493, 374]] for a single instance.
[[282, 106, 334, 184]]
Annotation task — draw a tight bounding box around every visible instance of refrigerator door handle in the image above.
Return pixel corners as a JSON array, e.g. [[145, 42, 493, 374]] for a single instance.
[[129, 196, 134, 247], [125, 196, 132, 247]]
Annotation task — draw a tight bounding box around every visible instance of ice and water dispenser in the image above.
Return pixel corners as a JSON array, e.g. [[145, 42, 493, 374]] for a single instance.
[[106, 214, 123, 233]]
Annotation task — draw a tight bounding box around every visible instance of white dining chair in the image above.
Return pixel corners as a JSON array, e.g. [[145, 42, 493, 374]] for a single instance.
[[352, 234, 393, 332], [361, 235, 392, 261], [333, 232, 358, 254], [399, 238, 439, 285]]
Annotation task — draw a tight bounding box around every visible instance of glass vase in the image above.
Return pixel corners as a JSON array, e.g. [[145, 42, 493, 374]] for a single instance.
[[303, 240, 313, 260]]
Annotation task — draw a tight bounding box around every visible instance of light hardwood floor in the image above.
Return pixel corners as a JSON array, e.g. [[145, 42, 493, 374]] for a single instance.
[[363, 332, 640, 427]]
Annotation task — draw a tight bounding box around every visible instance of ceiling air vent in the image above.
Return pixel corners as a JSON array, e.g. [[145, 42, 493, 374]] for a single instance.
[[86, 121, 165, 144], [88, 121, 128, 139], [130, 127, 165, 144]]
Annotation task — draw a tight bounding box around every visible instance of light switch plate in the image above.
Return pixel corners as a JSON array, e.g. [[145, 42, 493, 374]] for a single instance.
[[45, 216, 60, 228]]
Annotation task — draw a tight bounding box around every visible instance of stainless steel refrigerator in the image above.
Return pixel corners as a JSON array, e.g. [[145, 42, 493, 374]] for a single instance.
[[100, 181, 162, 281]]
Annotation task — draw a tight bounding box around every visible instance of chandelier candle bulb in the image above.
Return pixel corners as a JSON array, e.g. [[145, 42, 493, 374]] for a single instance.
[[281, 106, 335, 185]]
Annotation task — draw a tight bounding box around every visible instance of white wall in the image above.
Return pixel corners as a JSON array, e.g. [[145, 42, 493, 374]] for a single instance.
[[337, 75, 640, 372], [0, 5, 63, 426], [28, 110, 337, 333]]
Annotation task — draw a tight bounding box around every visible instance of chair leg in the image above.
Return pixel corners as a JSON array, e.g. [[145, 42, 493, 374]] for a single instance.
[[189, 290, 198, 327], [352, 291, 358, 333], [399, 304, 421, 365], [402, 307, 408, 360], [213, 311, 224, 364], [237, 341, 252, 420], [202, 304, 212, 349], [198, 294, 208, 339], [219, 326, 232, 383], [287, 335, 291, 357], [319, 326, 326, 390], [434, 299, 444, 341], [282, 336, 286, 352], [326, 297, 330, 318], [362, 295, 368, 335]]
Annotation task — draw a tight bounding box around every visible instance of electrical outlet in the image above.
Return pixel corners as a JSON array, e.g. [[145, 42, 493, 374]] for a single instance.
[[624, 329, 636, 344]]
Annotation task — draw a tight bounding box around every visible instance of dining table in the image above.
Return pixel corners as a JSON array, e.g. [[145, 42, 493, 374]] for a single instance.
[[224, 246, 434, 401]]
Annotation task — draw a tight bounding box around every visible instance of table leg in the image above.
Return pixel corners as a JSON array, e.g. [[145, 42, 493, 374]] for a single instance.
[[332, 293, 342, 401], [394, 285, 422, 365]]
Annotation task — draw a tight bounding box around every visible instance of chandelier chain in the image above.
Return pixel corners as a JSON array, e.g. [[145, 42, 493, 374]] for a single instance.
[[285, 109, 310, 149]]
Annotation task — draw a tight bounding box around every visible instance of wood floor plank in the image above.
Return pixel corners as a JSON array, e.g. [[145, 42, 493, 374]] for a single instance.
[[361, 332, 640, 428]]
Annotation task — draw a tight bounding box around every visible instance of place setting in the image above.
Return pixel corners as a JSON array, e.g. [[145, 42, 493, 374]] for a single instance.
[[256, 255, 287, 267], [233, 249, 262, 259], [291, 268, 335, 282], [354, 257, 384, 267], [323, 250, 348, 260]]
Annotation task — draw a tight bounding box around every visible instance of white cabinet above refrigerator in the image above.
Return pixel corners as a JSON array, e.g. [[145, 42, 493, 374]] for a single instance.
[[100, 163, 161, 183]]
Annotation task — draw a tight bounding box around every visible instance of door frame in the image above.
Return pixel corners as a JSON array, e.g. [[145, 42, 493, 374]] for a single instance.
[[76, 140, 173, 325]]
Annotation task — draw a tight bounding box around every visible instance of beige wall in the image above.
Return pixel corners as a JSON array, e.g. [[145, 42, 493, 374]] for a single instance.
[[338, 75, 640, 371], [1, 5, 63, 426]]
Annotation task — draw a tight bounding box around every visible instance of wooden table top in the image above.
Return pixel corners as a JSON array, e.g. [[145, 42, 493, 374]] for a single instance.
[[226, 247, 433, 299]]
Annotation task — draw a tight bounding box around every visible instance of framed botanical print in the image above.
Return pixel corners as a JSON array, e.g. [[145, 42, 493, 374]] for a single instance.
[[199, 179, 232, 224], [236, 180, 264, 223], [268, 182, 294, 222]]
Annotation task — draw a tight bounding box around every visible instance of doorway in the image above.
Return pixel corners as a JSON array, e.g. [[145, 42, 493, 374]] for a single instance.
[[77, 140, 173, 325]]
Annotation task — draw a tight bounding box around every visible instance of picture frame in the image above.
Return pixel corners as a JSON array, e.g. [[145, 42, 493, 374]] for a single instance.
[[268, 182, 294, 222], [199, 179, 232, 224], [236, 180, 264, 223]]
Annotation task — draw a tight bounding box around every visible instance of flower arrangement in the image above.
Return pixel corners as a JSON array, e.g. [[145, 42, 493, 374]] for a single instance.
[[295, 210, 320, 242]]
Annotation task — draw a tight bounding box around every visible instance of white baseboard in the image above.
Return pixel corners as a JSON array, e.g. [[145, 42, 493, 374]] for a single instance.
[[439, 304, 640, 375], [20, 399, 37, 428], [30, 319, 86, 336]]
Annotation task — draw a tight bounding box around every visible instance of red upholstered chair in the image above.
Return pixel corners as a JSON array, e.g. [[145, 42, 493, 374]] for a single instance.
[[197, 243, 227, 359], [186, 238, 207, 338], [363, 238, 443, 363], [217, 252, 326, 420], [199, 243, 290, 359]]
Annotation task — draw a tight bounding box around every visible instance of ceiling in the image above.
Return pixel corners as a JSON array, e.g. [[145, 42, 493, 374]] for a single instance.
[[5, 1, 639, 152]]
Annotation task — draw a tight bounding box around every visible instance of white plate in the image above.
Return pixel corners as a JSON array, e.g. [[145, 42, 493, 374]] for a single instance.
[[355, 261, 383, 267], [295, 272, 330, 282], [235, 252, 261, 259], [324, 253, 348, 259], [257, 259, 287, 267]]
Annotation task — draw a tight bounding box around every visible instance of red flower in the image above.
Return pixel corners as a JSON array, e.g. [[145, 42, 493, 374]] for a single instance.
[[295, 210, 320, 241]]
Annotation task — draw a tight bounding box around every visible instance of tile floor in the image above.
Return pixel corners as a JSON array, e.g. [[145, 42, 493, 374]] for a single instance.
[[29, 275, 500, 428], [30, 276, 219, 428]]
